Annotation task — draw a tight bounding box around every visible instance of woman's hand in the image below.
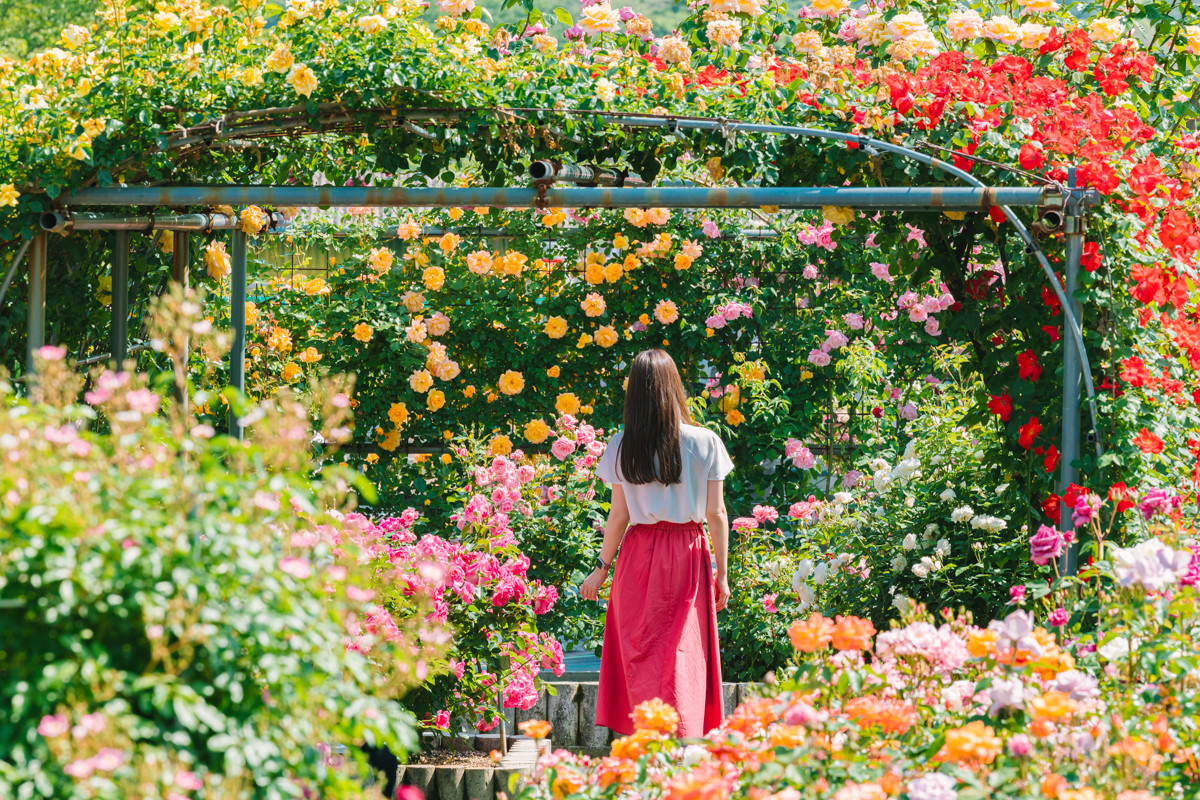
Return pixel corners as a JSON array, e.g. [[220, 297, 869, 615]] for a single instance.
[[714, 574, 731, 611], [580, 567, 609, 601]]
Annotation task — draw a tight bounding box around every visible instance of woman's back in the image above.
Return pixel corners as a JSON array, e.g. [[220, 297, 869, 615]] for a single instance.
[[595, 423, 733, 526]]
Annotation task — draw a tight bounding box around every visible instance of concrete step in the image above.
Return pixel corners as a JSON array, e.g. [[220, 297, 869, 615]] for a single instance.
[[509, 681, 764, 748]]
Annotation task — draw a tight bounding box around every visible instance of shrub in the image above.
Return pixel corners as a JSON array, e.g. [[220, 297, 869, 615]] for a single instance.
[[0, 291, 441, 799]]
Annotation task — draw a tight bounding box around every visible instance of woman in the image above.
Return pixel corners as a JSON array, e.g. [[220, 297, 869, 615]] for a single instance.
[[581, 349, 732, 737]]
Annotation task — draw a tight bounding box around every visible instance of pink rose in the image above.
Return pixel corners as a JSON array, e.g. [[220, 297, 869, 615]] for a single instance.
[[701, 219, 720, 238], [807, 350, 831, 367], [435, 710, 451, 730], [870, 262, 893, 282], [550, 437, 576, 461], [38, 714, 69, 738], [763, 593, 778, 613], [278, 557, 312, 579]]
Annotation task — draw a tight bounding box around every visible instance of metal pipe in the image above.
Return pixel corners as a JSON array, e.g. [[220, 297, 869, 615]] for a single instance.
[[528, 161, 647, 187], [40, 210, 282, 234], [1059, 171, 1084, 576], [26, 233, 47, 374], [228, 229, 247, 442], [173, 231, 191, 412], [112, 231, 130, 368], [62, 185, 1055, 210]]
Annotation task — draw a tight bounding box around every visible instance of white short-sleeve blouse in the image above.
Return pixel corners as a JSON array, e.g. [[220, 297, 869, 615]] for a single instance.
[[594, 424, 734, 526]]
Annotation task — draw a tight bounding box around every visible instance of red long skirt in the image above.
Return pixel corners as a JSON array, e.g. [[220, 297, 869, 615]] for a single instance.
[[595, 520, 724, 737]]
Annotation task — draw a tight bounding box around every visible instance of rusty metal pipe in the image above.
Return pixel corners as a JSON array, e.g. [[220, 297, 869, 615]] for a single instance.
[[61, 185, 1049, 209]]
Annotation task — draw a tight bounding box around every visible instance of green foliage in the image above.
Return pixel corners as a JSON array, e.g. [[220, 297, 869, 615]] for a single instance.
[[0, 291, 437, 799]]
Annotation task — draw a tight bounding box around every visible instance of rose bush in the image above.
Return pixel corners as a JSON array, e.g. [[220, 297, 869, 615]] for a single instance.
[[0, 291, 442, 799], [518, 508, 1200, 800], [0, 0, 1196, 541]]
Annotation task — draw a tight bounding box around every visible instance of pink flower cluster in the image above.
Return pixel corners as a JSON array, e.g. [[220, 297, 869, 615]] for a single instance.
[[874, 622, 972, 677], [897, 287, 955, 337], [784, 438, 817, 470], [797, 219, 837, 251], [550, 417, 606, 465], [705, 300, 753, 329]]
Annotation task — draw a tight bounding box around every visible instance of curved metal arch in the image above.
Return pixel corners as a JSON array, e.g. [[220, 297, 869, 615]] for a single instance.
[[552, 109, 1102, 457]]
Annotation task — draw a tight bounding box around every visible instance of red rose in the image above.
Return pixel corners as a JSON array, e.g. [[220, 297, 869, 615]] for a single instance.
[[1044, 445, 1061, 472], [1018, 350, 1042, 382], [1042, 493, 1061, 524], [1132, 428, 1165, 454], [987, 393, 1013, 422], [1108, 482, 1135, 513], [1018, 417, 1042, 449]]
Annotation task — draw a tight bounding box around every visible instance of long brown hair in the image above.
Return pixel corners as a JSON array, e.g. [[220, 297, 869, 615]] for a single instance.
[[618, 349, 693, 485]]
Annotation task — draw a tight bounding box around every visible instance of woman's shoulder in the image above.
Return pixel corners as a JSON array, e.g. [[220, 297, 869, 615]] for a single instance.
[[680, 423, 725, 449]]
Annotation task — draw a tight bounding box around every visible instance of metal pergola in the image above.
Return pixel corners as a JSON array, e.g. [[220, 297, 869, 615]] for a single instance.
[[9, 111, 1101, 573]]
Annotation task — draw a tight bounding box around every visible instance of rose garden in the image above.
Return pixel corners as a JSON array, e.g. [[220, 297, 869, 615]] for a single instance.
[[1, 0, 1199, 797]]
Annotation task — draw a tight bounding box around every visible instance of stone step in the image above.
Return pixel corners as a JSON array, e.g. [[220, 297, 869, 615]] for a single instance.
[[506, 681, 764, 748]]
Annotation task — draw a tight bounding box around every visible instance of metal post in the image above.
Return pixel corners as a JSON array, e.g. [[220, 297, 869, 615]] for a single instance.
[[173, 232, 191, 411], [25, 233, 47, 374], [1059, 169, 1084, 576], [111, 231, 130, 369], [228, 229, 247, 441]]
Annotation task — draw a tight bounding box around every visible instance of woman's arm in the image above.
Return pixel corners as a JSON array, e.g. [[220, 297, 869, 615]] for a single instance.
[[706, 479, 730, 611], [580, 484, 630, 601]]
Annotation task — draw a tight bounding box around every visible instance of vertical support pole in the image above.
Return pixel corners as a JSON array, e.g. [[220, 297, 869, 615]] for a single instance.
[[228, 229, 248, 441], [173, 232, 191, 410], [1059, 168, 1084, 576], [111, 231, 130, 369], [25, 233, 47, 374]]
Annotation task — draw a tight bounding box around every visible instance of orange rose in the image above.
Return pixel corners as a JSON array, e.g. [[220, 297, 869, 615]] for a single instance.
[[788, 614, 835, 652], [831, 615, 876, 651]]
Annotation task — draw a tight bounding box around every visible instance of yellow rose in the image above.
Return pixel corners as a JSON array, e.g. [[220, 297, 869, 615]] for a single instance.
[[581, 292, 606, 317], [524, 418, 552, 444], [267, 327, 292, 352], [556, 393, 581, 416], [379, 428, 401, 452], [61, 24, 91, 48], [287, 64, 318, 97], [498, 370, 525, 396], [490, 434, 514, 456], [352, 323, 374, 343], [447, 207, 464, 220], [585, 261, 606, 285], [204, 240, 231, 280], [239, 206, 269, 235], [595, 325, 619, 348], [0, 184, 20, 207], [240, 67, 263, 86], [281, 362, 302, 382], [638, 313, 651, 326], [427, 389, 446, 411], [438, 232, 461, 253], [822, 206, 855, 227], [547, 366, 561, 378], [423, 266, 445, 291], [245, 302, 259, 327], [402, 291, 426, 313], [303, 277, 330, 295], [613, 233, 629, 250], [265, 45, 294, 73], [440, 453, 452, 465], [673, 253, 693, 271], [409, 370, 434, 393], [466, 250, 493, 275], [603, 262, 623, 283], [298, 346, 321, 363], [369, 247, 394, 273], [810, 0, 850, 15], [726, 409, 745, 426], [544, 316, 568, 339], [653, 299, 679, 325]]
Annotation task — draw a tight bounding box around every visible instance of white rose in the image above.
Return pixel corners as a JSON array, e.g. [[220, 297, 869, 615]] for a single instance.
[[813, 563, 829, 585], [940, 487, 956, 502], [911, 562, 930, 578], [834, 491, 853, 504], [935, 538, 951, 558], [796, 583, 814, 609], [892, 594, 912, 614], [902, 533, 917, 551], [951, 505, 974, 523], [891, 555, 908, 571]]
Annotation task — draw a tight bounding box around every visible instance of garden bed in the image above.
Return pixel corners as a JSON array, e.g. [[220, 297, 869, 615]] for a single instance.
[[397, 738, 548, 800]]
